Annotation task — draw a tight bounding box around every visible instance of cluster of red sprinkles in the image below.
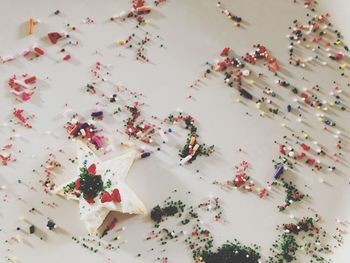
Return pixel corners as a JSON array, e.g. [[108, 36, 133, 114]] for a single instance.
[[12, 108, 33, 129], [8, 74, 37, 101]]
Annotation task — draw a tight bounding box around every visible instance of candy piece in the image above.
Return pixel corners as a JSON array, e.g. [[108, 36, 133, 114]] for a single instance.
[[1, 55, 15, 63], [20, 48, 31, 57], [297, 152, 306, 159], [87, 163, 96, 175], [134, 0, 144, 9], [279, 144, 286, 155], [111, 188, 122, 203], [329, 52, 344, 60], [22, 92, 31, 101], [48, 32, 62, 44], [33, 47, 45, 56], [141, 152, 151, 158], [239, 88, 253, 100], [91, 135, 103, 148], [307, 159, 316, 166], [135, 5, 151, 13], [324, 117, 336, 126], [28, 18, 35, 35], [91, 111, 103, 118], [180, 155, 192, 165], [274, 164, 284, 179], [29, 225, 35, 234], [100, 191, 113, 203], [13, 79, 30, 89], [46, 219, 56, 230], [24, 76, 36, 84], [300, 143, 310, 151], [220, 47, 230, 57], [268, 58, 280, 71]]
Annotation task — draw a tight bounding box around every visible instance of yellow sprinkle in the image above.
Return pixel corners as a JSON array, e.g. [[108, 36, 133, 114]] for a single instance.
[[116, 40, 125, 45], [190, 136, 196, 145], [281, 123, 286, 127], [28, 18, 35, 35]]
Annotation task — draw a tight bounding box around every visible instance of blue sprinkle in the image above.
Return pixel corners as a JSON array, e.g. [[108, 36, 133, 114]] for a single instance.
[[91, 111, 103, 117], [239, 88, 253, 100], [141, 152, 151, 158]]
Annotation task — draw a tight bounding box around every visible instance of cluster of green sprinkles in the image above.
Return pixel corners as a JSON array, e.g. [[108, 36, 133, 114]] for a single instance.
[[199, 239, 261, 263], [272, 179, 307, 212], [123, 103, 155, 144], [63, 163, 111, 203], [164, 113, 215, 164], [148, 195, 261, 263], [72, 236, 99, 253], [185, 223, 261, 263], [197, 197, 223, 222], [268, 216, 332, 263], [332, 226, 345, 249], [150, 198, 186, 227], [180, 205, 199, 225], [71, 235, 118, 253]]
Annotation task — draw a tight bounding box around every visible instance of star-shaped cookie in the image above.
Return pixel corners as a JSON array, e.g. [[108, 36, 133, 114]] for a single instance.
[[54, 140, 146, 234]]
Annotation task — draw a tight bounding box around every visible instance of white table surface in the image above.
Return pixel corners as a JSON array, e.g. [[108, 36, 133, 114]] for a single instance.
[[0, 0, 350, 262]]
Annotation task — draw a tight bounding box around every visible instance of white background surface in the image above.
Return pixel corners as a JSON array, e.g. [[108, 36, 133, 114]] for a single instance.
[[0, 0, 350, 262]]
